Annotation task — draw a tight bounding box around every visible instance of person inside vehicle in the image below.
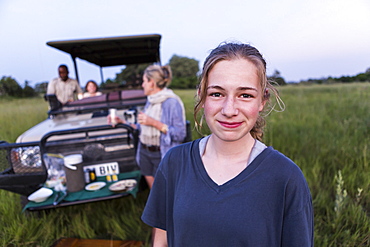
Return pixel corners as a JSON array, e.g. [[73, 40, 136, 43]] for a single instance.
[[108, 65, 186, 189], [83, 80, 102, 98], [141, 42, 314, 246], [47, 64, 83, 104]]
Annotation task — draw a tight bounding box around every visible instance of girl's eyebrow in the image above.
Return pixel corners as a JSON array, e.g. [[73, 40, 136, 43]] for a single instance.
[[207, 85, 258, 91], [207, 85, 224, 90], [238, 86, 258, 92]]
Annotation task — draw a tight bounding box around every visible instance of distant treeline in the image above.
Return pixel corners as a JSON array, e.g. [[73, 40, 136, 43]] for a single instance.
[[296, 67, 370, 85], [1, 58, 369, 98]]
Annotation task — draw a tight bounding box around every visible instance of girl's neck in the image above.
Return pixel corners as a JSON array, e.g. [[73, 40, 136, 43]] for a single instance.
[[148, 87, 163, 96], [206, 133, 255, 158], [202, 134, 256, 185]]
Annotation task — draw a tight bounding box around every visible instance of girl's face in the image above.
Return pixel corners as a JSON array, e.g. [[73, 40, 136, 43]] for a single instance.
[[87, 82, 97, 93], [204, 58, 266, 142]]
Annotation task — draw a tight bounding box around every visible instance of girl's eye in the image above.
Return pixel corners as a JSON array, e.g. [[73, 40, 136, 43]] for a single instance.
[[210, 92, 222, 97], [241, 93, 253, 98]]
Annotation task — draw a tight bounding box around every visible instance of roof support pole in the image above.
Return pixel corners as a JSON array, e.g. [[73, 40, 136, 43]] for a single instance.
[[71, 55, 80, 84], [100, 67, 104, 84]]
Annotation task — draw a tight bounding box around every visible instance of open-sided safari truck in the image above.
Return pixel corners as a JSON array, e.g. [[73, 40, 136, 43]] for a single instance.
[[0, 34, 164, 211]]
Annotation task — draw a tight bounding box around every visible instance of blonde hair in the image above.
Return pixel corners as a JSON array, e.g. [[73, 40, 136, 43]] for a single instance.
[[194, 42, 284, 141], [144, 65, 172, 89]]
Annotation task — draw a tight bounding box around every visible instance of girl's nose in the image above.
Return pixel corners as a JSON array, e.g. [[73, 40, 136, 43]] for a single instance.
[[221, 97, 239, 116]]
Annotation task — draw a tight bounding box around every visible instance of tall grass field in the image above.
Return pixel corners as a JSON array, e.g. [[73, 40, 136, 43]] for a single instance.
[[0, 83, 369, 246]]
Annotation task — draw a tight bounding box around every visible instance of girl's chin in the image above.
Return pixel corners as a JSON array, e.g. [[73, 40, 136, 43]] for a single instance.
[[212, 132, 251, 142]]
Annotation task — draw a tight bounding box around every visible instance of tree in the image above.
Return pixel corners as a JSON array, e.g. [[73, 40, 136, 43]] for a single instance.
[[34, 81, 48, 94], [354, 73, 368, 82], [366, 67, 370, 75], [268, 70, 286, 86], [22, 81, 37, 97], [169, 55, 199, 89], [335, 76, 354, 83], [169, 55, 199, 78], [110, 63, 151, 88], [106, 55, 200, 90], [100, 78, 115, 89], [0, 76, 23, 96], [355, 67, 370, 82]]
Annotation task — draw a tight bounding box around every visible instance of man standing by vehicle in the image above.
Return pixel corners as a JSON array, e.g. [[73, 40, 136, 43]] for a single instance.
[[47, 64, 83, 104]]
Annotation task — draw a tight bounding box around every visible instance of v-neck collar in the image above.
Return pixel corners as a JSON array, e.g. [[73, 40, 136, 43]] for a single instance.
[[193, 138, 272, 193]]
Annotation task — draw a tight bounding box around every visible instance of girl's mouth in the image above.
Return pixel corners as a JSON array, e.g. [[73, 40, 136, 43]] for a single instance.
[[218, 120, 242, 128]]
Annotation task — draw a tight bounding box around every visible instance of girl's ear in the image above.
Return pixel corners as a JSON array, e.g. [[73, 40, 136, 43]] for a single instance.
[[263, 88, 270, 100], [259, 88, 269, 112], [149, 78, 156, 86], [259, 101, 266, 112]]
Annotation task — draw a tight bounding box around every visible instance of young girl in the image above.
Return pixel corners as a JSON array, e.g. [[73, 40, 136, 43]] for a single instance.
[[83, 80, 102, 98], [141, 42, 313, 246]]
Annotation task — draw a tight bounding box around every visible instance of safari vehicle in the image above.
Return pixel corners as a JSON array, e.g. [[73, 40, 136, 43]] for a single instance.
[[0, 34, 168, 211]]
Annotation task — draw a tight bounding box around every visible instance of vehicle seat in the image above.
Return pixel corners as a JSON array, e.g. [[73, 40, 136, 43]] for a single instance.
[[44, 94, 62, 111]]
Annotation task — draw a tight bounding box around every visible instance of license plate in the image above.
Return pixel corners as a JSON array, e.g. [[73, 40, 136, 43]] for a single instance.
[[83, 162, 119, 177]]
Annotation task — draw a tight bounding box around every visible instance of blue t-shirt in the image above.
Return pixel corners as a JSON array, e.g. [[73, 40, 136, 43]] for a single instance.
[[142, 138, 314, 246]]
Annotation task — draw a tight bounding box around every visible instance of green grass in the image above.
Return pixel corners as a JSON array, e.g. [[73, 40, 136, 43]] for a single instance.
[[0, 97, 48, 143], [263, 83, 370, 246], [0, 84, 369, 246]]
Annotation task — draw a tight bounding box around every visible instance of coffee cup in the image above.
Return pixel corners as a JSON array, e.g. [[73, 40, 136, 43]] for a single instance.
[[109, 108, 117, 125]]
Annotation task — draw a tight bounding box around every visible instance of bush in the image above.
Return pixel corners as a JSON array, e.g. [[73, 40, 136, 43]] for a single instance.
[[0, 76, 22, 96]]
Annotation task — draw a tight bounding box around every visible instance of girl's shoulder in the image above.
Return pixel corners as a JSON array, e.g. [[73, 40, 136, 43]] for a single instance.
[[257, 147, 307, 182], [160, 139, 201, 170], [166, 139, 201, 157]]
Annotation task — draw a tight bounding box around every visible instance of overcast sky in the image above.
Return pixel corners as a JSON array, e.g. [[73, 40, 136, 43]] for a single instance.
[[1, 0, 369, 87]]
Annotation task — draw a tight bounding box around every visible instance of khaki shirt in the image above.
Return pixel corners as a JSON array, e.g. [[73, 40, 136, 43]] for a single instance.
[[47, 77, 83, 104]]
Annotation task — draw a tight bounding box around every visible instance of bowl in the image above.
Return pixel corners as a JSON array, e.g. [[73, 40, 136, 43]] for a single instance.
[[28, 187, 53, 203]]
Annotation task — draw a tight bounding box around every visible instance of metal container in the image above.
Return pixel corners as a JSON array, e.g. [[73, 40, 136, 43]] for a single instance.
[[63, 154, 85, 193]]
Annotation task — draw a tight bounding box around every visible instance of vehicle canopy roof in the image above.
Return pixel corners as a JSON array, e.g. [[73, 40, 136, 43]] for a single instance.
[[47, 34, 161, 82]]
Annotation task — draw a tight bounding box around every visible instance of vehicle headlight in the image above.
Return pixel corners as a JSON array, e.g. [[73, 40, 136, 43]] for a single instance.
[[11, 146, 42, 173]]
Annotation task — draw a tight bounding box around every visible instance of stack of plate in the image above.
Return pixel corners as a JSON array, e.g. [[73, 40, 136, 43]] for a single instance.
[[109, 179, 137, 193]]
